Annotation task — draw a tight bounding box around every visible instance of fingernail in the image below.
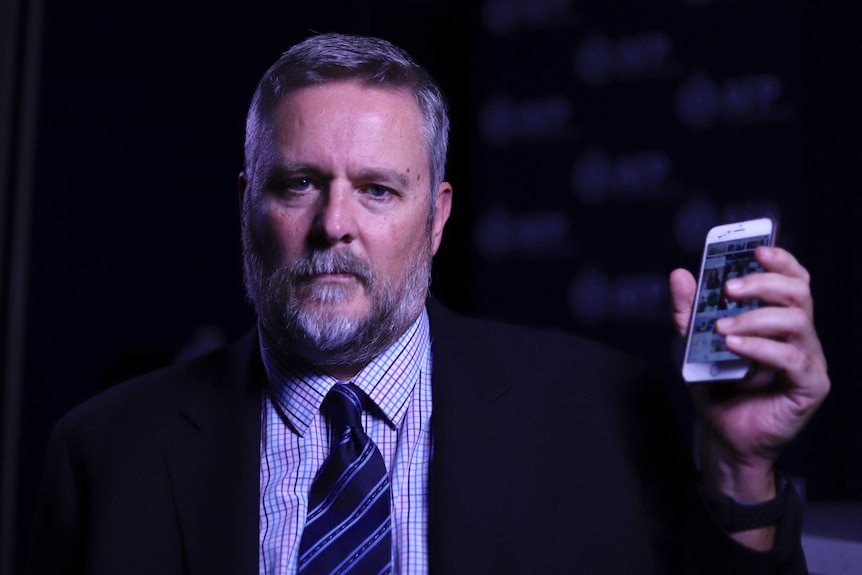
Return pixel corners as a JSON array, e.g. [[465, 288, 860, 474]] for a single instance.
[[725, 334, 742, 346], [725, 279, 742, 291], [716, 318, 732, 331]]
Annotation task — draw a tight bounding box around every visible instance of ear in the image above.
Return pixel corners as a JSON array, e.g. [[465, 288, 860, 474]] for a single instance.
[[430, 181, 453, 255]]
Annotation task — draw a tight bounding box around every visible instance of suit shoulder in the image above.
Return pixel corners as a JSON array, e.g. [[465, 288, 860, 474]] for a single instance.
[[428, 301, 650, 378], [57, 331, 258, 438]]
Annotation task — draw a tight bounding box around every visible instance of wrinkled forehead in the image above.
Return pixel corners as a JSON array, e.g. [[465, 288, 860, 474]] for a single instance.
[[255, 82, 431, 173], [275, 82, 421, 131]]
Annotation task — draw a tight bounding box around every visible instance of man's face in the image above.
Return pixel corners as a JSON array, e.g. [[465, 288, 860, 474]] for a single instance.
[[241, 80, 451, 377]]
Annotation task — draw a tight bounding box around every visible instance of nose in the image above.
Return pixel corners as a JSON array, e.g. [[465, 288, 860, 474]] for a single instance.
[[311, 184, 356, 247]]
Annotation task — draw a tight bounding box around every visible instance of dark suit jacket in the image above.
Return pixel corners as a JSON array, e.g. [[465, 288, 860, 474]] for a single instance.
[[30, 300, 806, 574]]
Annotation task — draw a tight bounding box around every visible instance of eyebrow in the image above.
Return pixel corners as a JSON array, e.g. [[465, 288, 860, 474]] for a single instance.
[[352, 168, 413, 191], [266, 161, 324, 179]]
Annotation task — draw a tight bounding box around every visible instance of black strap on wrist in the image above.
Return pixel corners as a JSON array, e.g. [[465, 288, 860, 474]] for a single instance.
[[699, 473, 789, 533]]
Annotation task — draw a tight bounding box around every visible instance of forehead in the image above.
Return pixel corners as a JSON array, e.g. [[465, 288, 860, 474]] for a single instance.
[[274, 81, 423, 142]]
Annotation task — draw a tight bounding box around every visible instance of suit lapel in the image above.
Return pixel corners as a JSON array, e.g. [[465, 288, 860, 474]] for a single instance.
[[426, 301, 518, 572], [163, 331, 262, 575]]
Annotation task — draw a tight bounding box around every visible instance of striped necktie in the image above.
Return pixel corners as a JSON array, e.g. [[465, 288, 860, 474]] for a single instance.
[[297, 383, 393, 574]]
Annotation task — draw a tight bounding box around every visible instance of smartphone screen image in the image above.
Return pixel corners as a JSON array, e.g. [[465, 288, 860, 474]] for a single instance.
[[682, 218, 777, 383]]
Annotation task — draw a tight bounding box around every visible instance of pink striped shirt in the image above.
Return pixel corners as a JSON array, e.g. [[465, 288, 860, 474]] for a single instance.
[[259, 309, 433, 574]]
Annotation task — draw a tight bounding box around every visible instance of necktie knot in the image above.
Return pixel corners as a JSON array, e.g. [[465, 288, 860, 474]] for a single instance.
[[322, 383, 366, 432]]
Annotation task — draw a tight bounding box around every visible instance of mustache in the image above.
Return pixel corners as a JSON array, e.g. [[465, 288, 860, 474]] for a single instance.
[[285, 249, 374, 287]]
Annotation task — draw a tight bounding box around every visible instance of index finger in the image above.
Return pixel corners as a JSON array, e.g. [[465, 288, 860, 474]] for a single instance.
[[755, 246, 811, 284], [724, 247, 813, 315]]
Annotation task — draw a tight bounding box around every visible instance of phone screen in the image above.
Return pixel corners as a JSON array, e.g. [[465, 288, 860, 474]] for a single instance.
[[686, 234, 772, 363]]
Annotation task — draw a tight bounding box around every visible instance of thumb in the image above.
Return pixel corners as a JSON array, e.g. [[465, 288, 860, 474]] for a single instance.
[[669, 268, 696, 339]]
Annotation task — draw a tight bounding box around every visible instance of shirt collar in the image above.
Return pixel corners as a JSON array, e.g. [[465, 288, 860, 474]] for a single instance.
[[260, 308, 430, 437]]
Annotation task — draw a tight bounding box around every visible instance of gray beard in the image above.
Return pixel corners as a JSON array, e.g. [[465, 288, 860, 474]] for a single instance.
[[244, 243, 432, 370]]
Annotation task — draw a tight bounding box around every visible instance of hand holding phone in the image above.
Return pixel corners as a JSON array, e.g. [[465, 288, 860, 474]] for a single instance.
[[681, 218, 777, 383], [672, 223, 829, 553]]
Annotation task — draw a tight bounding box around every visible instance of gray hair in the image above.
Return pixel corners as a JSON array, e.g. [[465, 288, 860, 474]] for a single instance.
[[243, 33, 450, 197]]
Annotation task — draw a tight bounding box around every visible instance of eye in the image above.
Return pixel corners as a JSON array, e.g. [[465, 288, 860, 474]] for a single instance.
[[285, 178, 314, 193], [264, 173, 317, 198], [366, 184, 394, 200]]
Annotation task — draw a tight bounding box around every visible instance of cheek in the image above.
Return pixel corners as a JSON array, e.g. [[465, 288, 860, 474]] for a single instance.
[[251, 207, 308, 263], [372, 219, 430, 268]]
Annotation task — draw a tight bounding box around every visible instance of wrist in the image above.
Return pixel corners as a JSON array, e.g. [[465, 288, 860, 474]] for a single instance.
[[699, 434, 776, 503], [699, 472, 789, 533]]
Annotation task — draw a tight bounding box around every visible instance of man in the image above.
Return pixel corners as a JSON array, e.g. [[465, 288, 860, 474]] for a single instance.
[[31, 33, 829, 574]]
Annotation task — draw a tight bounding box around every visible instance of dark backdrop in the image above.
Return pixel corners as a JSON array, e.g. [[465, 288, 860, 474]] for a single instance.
[[4, 1, 861, 572]]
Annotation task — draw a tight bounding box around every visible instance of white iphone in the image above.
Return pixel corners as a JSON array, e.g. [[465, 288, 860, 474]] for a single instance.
[[681, 217, 778, 383]]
